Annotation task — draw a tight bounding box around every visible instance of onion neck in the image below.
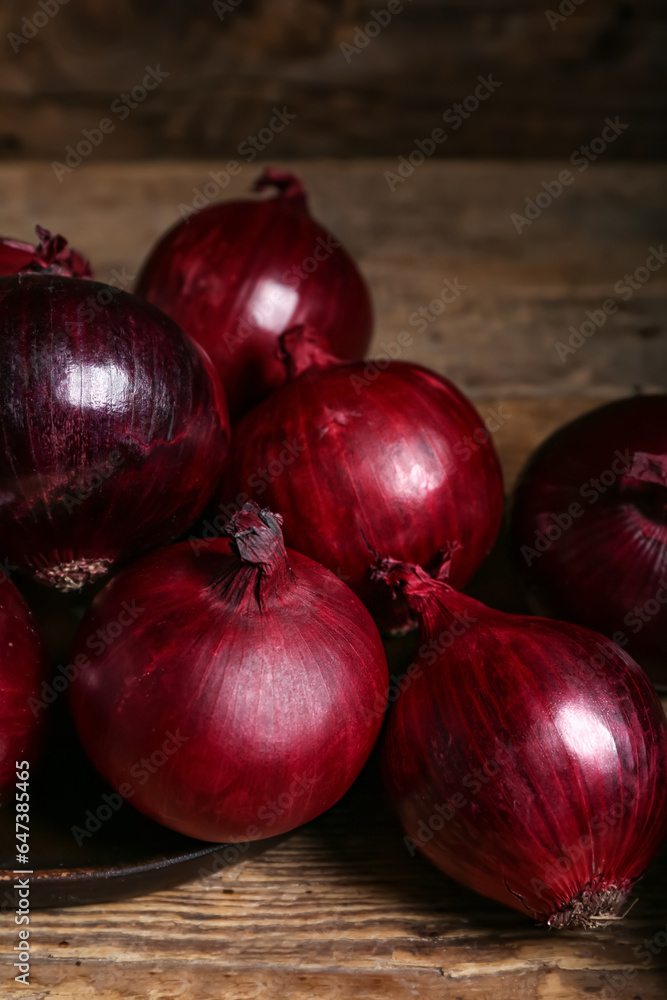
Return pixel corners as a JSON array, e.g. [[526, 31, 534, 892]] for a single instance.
[[0, 226, 91, 278], [619, 451, 667, 535], [373, 556, 483, 640], [225, 502, 295, 606], [253, 168, 308, 208], [278, 325, 342, 379], [623, 451, 667, 489]]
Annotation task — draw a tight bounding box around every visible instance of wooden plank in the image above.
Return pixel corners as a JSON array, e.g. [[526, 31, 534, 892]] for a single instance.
[[0, 160, 664, 398], [0, 1, 665, 159], [1, 760, 666, 998], [10, 965, 667, 1000]]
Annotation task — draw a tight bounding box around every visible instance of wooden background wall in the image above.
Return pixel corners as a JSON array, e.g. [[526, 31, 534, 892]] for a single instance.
[[0, 0, 665, 161]]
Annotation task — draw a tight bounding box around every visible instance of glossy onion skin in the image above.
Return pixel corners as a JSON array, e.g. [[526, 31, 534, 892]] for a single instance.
[[135, 174, 373, 418], [221, 360, 504, 632], [511, 395, 667, 657], [0, 578, 48, 798], [68, 516, 388, 843], [380, 571, 667, 926], [0, 273, 230, 589]]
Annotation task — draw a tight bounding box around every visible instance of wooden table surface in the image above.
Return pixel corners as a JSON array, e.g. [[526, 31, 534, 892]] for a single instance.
[[0, 160, 666, 999]]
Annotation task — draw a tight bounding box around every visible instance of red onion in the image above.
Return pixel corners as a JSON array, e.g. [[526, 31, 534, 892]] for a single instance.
[[0, 268, 229, 590], [0, 226, 91, 278], [68, 503, 388, 842], [0, 578, 48, 797], [218, 327, 504, 633], [135, 168, 373, 418], [375, 555, 667, 926], [511, 395, 667, 660]]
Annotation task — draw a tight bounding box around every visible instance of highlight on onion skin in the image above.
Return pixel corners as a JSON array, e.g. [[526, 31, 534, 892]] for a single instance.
[[375, 557, 667, 928], [219, 327, 504, 634], [510, 394, 667, 659], [0, 272, 230, 591], [0, 578, 48, 799], [68, 503, 389, 843], [135, 168, 373, 418]]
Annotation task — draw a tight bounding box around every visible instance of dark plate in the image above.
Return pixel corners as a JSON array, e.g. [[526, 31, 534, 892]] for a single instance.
[[0, 695, 285, 909], [0, 582, 285, 909]]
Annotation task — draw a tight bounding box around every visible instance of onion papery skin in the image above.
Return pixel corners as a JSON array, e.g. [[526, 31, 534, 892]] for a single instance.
[[0, 578, 48, 798], [220, 340, 503, 633], [0, 273, 230, 590], [377, 560, 667, 927], [68, 504, 389, 843], [511, 395, 667, 658], [135, 169, 373, 418], [0, 226, 91, 278]]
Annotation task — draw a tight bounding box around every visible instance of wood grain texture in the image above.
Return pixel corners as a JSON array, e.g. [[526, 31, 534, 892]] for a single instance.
[[0, 159, 664, 401], [0, 159, 665, 999], [0, 0, 665, 159], [1, 760, 667, 999]]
